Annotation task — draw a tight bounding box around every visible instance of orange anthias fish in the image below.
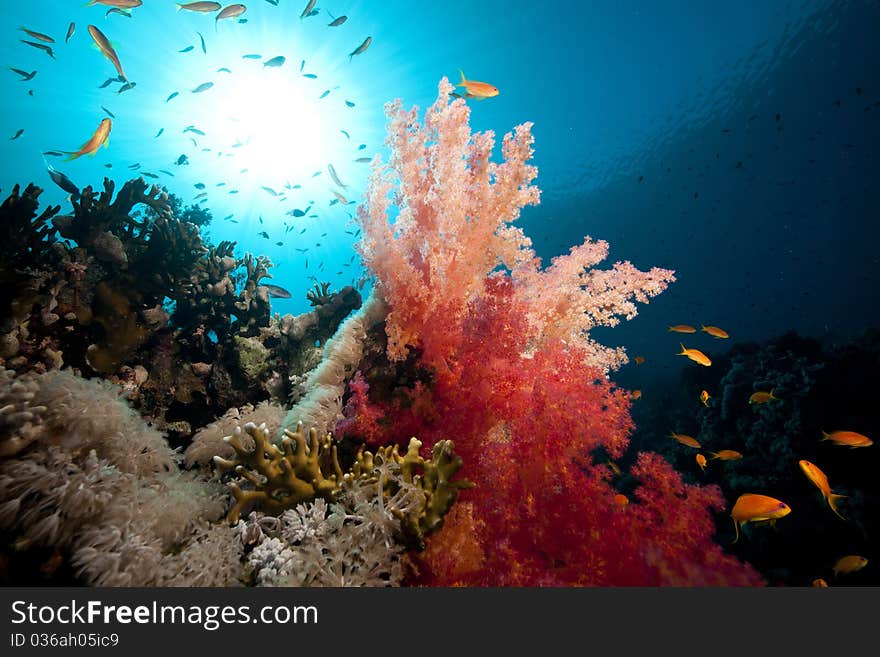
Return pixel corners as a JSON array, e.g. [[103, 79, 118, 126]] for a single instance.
[[634, 355, 645, 365], [696, 453, 707, 473], [670, 432, 701, 449], [668, 324, 697, 333], [799, 460, 846, 520], [88, 25, 126, 80], [821, 430, 873, 448], [63, 118, 112, 161], [701, 324, 730, 339], [677, 343, 712, 367], [613, 493, 629, 508], [730, 493, 791, 543], [832, 555, 868, 578], [454, 70, 499, 100], [709, 449, 743, 461], [749, 389, 779, 404], [631, 389, 642, 400], [812, 578, 829, 587], [700, 390, 710, 407]]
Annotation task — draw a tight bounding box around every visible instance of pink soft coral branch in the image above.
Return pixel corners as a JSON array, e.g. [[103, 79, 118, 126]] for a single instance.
[[357, 77, 675, 373]]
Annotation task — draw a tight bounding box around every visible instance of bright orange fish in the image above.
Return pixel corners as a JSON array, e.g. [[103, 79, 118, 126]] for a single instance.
[[670, 432, 701, 448], [668, 324, 697, 333], [821, 430, 873, 448], [634, 355, 645, 365], [613, 493, 629, 508], [63, 118, 112, 160], [749, 389, 779, 404], [730, 493, 791, 543], [677, 343, 711, 367], [812, 578, 829, 587], [798, 460, 846, 520], [696, 453, 707, 473], [631, 389, 642, 400], [700, 390, 709, 406], [709, 449, 743, 461], [832, 555, 867, 578], [88, 24, 126, 80], [701, 324, 730, 339], [454, 70, 499, 100]]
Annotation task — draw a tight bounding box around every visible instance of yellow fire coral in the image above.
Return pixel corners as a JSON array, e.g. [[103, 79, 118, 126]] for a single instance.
[[214, 421, 472, 546]]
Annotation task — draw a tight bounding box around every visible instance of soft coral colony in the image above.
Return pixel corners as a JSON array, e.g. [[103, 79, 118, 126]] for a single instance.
[[0, 78, 763, 587]]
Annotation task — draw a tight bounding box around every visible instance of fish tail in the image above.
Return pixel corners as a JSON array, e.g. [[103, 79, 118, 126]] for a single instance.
[[820, 431, 830, 441], [828, 494, 847, 521], [732, 518, 740, 544]]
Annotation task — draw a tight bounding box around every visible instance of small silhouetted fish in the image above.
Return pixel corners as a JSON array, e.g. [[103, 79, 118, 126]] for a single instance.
[[104, 163, 113, 168], [65, 23, 75, 44], [775, 113, 781, 122], [42, 150, 64, 157], [198, 32, 206, 54], [128, 163, 141, 169], [194, 182, 206, 189], [318, 89, 330, 99], [238, 18, 248, 23], [258, 231, 269, 239], [222, 214, 233, 220], [348, 36, 371, 61], [9, 68, 37, 81], [194, 192, 208, 200], [106, 8, 132, 18], [46, 163, 79, 199], [141, 172, 159, 179], [291, 206, 310, 217], [184, 126, 206, 135], [258, 216, 263, 223], [117, 81, 136, 94], [159, 169, 174, 176], [345, 100, 355, 107], [637, 175, 644, 182], [98, 77, 117, 88], [242, 54, 261, 59], [358, 144, 366, 150], [166, 92, 179, 102], [327, 14, 347, 27], [354, 157, 371, 163], [192, 82, 214, 93], [261, 283, 291, 298], [154, 128, 164, 138], [101, 105, 115, 118], [311, 171, 321, 177], [340, 129, 350, 139], [262, 186, 279, 195], [299, 229, 306, 234], [263, 56, 285, 67], [179, 45, 195, 53], [275, 241, 283, 246], [228, 189, 239, 194], [301, 0, 317, 18], [217, 67, 232, 73], [216, 182, 226, 187], [20, 27, 54, 43], [265, 0, 279, 5], [176, 154, 189, 165], [10, 129, 24, 140], [21, 40, 55, 59], [328, 163, 347, 188], [302, 73, 317, 78]]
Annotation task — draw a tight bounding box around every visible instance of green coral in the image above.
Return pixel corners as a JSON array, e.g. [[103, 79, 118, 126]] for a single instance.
[[213, 422, 471, 548], [233, 335, 270, 380]]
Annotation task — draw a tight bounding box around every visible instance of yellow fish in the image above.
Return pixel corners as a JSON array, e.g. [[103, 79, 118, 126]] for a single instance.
[[696, 453, 707, 473], [701, 324, 730, 339], [730, 494, 791, 543], [700, 389, 709, 406], [63, 118, 112, 160], [709, 449, 743, 461], [454, 70, 499, 100], [88, 25, 126, 80], [670, 432, 701, 449], [832, 555, 868, 578], [821, 430, 873, 448], [677, 343, 711, 367], [605, 460, 622, 477], [668, 324, 696, 333], [749, 389, 779, 404], [798, 460, 846, 520]]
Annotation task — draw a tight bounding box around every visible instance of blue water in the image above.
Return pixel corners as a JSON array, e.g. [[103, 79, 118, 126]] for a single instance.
[[1, 0, 877, 360]]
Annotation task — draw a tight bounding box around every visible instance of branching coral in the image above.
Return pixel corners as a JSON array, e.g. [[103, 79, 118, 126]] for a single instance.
[[357, 77, 674, 376]]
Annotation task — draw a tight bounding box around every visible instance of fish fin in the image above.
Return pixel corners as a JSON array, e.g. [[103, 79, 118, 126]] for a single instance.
[[732, 518, 740, 544], [63, 153, 79, 162], [820, 431, 830, 441], [678, 343, 687, 355], [457, 69, 468, 87], [770, 387, 778, 399], [828, 494, 847, 521]]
